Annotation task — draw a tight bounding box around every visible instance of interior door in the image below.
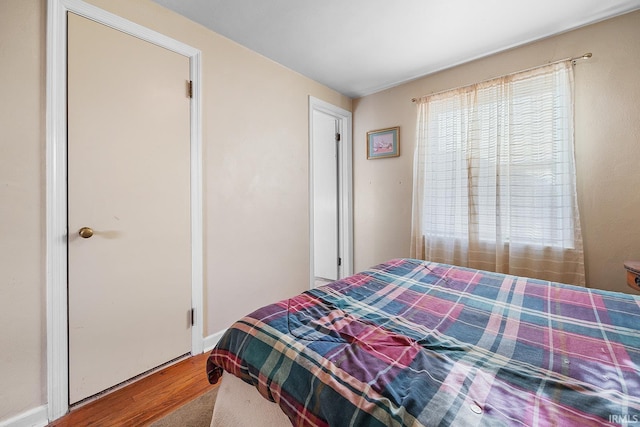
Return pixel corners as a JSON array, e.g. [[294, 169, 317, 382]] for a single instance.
[[312, 110, 339, 281], [67, 13, 192, 404]]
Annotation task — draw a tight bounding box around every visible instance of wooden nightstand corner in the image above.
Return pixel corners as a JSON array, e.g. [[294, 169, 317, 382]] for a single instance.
[[624, 261, 640, 292]]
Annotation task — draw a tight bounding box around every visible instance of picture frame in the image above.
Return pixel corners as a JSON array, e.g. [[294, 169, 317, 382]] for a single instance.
[[367, 126, 400, 159]]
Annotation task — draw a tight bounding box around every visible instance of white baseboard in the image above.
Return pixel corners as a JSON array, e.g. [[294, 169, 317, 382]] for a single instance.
[[203, 329, 227, 352], [0, 405, 48, 427]]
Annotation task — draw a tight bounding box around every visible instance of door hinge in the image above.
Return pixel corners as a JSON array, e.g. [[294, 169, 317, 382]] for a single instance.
[[336, 132, 341, 142], [187, 80, 193, 98], [190, 308, 195, 326], [338, 257, 342, 266]]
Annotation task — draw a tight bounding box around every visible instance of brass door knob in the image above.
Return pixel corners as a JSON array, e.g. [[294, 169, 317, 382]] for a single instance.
[[78, 227, 94, 238]]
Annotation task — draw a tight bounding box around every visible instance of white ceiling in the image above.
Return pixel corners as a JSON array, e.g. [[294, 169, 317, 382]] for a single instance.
[[151, 0, 640, 98]]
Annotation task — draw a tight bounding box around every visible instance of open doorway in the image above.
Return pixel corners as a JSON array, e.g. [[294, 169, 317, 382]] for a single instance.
[[309, 97, 353, 287]]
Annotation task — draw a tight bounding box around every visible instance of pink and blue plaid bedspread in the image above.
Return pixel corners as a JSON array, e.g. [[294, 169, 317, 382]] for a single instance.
[[206, 258, 640, 426]]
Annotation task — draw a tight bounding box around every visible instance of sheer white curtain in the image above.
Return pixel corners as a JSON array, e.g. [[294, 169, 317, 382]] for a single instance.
[[410, 61, 585, 285]]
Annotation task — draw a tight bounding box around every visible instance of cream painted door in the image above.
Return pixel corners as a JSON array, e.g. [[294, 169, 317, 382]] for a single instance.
[[312, 110, 339, 281], [67, 13, 192, 404]]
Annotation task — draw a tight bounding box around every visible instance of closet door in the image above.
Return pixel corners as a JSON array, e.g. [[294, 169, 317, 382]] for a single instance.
[[67, 12, 192, 403]]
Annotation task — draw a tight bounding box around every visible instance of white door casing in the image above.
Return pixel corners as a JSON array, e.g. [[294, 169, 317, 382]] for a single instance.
[[308, 97, 353, 287], [46, 0, 202, 419]]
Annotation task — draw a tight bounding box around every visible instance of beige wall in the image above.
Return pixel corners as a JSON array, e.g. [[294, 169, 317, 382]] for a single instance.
[[353, 10, 640, 295], [0, 0, 351, 422], [0, 0, 46, 420]]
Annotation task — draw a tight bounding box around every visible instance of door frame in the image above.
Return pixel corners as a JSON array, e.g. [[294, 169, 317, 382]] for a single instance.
[[46, 0, 203, 420], [308, 96, 353, 287]]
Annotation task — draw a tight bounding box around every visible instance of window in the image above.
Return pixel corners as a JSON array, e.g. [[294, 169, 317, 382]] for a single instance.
[[411, 61, 585, 285]]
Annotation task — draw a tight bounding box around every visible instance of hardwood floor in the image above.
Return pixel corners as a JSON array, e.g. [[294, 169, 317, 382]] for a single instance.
[[47, 352, 218, 427]]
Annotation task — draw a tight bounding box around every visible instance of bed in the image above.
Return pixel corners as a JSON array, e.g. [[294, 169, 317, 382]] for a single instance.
[[206, 258, 640, 426]]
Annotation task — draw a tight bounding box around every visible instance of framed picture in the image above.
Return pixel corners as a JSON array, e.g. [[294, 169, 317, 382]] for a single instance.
[[367, 126, 400, 159]]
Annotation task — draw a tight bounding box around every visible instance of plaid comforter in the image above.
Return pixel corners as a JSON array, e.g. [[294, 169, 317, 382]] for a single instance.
[[206, 258, 640, 426]]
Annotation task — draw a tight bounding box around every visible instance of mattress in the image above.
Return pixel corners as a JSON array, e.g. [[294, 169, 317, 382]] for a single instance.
[[207, 258, 640, 426], [210, 372, 290, 427]]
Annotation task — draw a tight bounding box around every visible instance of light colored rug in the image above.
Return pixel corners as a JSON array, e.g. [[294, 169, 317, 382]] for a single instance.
[[150, 387, 218, 427]]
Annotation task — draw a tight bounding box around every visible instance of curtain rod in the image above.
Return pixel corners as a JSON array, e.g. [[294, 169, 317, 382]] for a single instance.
[[411, 53, 592, 102]]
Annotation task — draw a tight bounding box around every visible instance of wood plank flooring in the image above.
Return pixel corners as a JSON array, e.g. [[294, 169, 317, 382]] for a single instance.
[[47, 352, 218, 427]]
